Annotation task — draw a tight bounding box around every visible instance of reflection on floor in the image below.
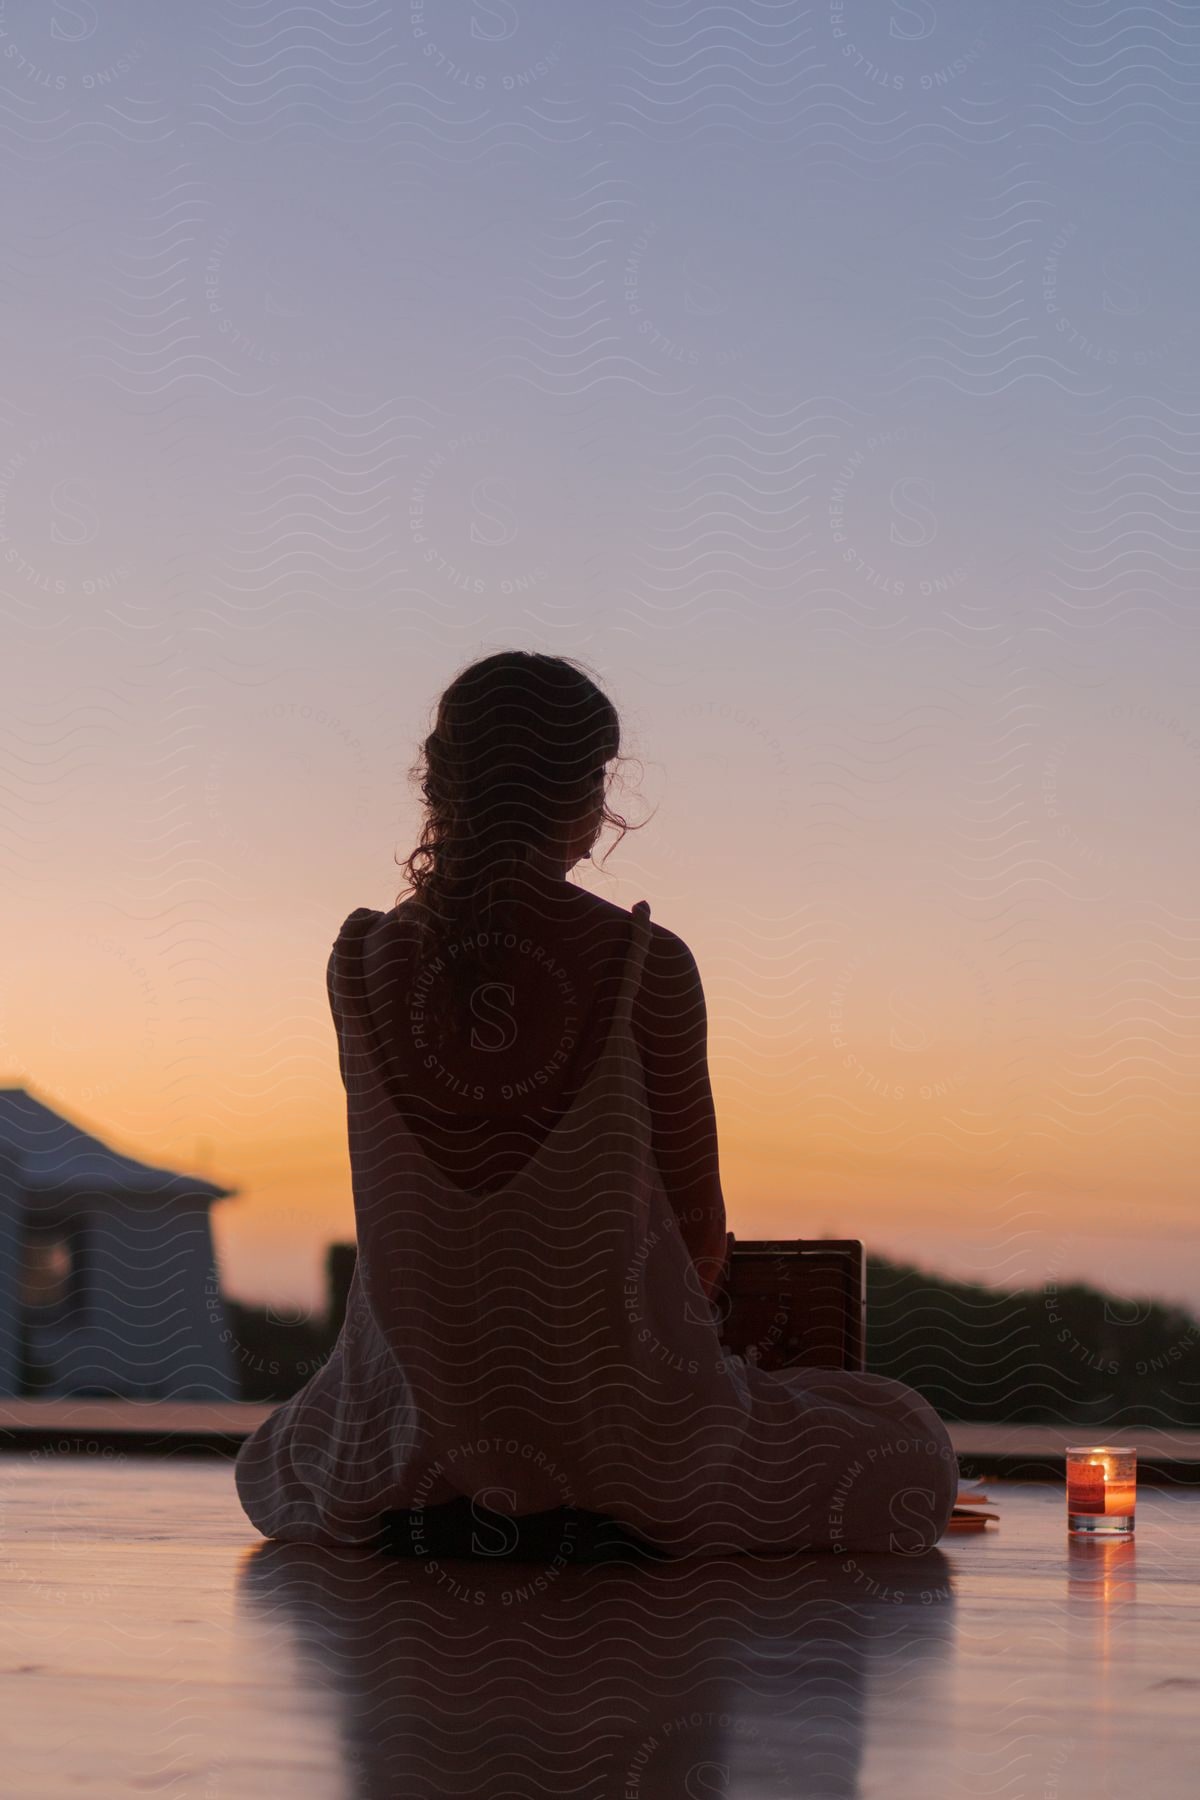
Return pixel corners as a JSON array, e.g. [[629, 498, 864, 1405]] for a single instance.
[[1, 1459, 1196, 1798]]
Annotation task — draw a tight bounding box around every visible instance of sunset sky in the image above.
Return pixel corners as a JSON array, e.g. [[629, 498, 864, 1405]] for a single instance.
[[3, 3, 1198, 1319]]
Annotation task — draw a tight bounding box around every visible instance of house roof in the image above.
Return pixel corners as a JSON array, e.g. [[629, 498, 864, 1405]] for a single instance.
[[0, 1088, 236, 1204]]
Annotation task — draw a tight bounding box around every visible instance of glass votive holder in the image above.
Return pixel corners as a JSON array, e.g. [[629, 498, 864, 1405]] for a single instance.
[[1066, 1445, 1136, 1537]]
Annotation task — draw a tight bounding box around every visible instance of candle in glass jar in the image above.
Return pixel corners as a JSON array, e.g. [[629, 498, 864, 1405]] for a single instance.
[[1066, 1446, 1136, 1536]]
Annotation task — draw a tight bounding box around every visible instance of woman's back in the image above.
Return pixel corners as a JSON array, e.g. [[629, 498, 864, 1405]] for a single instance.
[[239, 889, 957, 1555], [351, 873, 728, 1283]]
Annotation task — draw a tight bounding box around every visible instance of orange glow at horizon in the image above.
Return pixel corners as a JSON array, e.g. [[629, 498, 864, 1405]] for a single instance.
[[7, 838, 1198, 1316]]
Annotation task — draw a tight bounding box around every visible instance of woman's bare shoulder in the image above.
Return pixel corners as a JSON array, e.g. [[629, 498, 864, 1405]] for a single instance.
[[350, 903, 421, 981], [566, 891, 703, 979], [335, 903, 386, 933], [633, 915, 709, 1066], [640, 909, 700, 971]]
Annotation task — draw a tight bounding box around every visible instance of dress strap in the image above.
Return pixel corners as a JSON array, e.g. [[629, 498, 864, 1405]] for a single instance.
[[329, 906, 379, 1028], [613, 900, 652, 1029]]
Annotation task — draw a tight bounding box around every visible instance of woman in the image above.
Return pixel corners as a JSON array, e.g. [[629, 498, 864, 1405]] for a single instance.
[[235, 651, 957, 1555]]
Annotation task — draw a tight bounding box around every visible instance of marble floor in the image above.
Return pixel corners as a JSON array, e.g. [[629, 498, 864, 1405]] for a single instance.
[[1, 1456, 1196, 1798]]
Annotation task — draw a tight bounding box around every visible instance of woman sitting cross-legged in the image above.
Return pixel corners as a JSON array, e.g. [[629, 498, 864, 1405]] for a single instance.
[[235, 650, 957, 1559]]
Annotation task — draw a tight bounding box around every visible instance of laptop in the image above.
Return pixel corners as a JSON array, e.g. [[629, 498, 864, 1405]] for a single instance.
[[715, 1237, 866, 1373]]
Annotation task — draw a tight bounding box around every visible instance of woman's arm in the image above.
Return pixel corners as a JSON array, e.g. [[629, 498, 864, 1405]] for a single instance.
[[632, 923, 728, 1301]]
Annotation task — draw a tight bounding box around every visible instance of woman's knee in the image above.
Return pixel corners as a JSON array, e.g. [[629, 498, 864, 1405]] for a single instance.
[[876, 1384, 958, 1549], [876, 1425, 958, 1550], [831, 1379, 958, 1552]]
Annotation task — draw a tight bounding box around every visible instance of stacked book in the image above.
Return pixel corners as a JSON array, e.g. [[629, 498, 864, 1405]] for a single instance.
[[949, 1486, 999, 1531]]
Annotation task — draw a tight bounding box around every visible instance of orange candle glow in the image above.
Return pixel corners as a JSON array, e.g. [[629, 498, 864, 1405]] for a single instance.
[[1066, 1446, 1136, 1537]]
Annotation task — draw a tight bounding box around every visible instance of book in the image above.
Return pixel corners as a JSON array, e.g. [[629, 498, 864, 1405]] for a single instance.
[[948, 1487, 999, 1531]]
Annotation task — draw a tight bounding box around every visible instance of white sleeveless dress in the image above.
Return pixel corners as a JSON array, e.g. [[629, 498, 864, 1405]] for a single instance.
[[235, 900, 957, 1554]]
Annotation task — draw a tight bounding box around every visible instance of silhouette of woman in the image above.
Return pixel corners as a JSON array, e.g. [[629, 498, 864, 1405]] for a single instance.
[[235, 651, 957, 1556]]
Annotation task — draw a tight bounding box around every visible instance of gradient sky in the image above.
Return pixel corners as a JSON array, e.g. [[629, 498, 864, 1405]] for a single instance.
[[3, 2, 1199, 1320]]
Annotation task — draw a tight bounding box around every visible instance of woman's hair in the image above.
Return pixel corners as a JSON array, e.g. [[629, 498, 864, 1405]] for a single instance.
[[396, 651, 635, 1047]]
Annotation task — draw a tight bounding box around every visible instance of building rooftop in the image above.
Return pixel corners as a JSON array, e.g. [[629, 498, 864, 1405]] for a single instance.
[[0, 1086, 235, 1204]]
